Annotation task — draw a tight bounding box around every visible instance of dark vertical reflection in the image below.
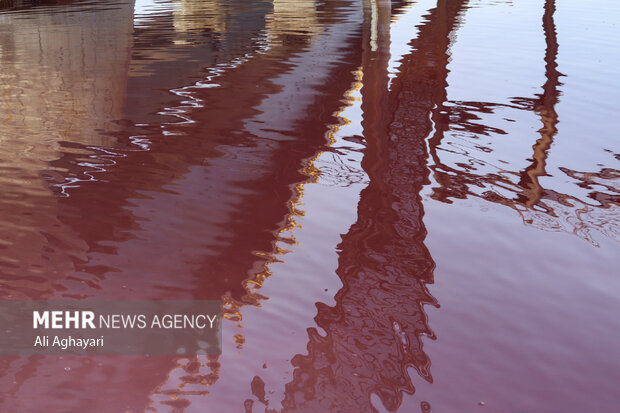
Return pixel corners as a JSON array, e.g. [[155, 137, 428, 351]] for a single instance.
[[282, 2, 468, 412], [518, 0, 562, 207]]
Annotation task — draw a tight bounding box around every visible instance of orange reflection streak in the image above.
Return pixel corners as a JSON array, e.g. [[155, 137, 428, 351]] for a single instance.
[[230, 70, 364, 324]]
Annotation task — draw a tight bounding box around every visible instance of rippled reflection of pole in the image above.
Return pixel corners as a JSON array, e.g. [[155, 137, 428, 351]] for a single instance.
[[519, 0, 562, 207], [281, 1, 468, 411], [427, 0, 562, 211]]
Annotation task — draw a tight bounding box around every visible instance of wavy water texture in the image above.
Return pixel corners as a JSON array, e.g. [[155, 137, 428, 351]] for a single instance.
[[0, 0, 618, 412]]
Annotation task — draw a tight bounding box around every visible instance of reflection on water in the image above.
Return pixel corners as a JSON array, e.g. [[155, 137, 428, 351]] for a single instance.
[[0, 0, 618, 411], [428, 0, 619, 245], [282, 2, 466, 411], [0, 0, 133, 291]]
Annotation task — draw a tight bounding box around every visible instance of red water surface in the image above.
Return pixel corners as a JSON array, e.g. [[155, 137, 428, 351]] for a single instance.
[[0, 0, 618, 411]]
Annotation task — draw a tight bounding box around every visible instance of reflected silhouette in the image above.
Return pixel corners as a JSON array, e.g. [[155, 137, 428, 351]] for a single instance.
[[281, 1, 468, 411], [518, 0, 562, 208], [428, 0, 619, 244], [0, 0, 617, 411], [1, 0, 370, 410]]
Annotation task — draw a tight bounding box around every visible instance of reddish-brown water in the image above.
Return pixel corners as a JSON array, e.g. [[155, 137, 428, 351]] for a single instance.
[[0, 0, 618, 411]]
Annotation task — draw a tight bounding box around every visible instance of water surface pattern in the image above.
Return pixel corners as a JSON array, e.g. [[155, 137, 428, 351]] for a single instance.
[[0, 0, 618, 411]]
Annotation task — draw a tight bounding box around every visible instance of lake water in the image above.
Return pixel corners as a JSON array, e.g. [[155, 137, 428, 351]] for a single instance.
[[0, 0, 618, 411]]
